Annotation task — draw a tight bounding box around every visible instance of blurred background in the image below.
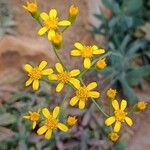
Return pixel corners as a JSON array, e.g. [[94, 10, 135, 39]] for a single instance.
[[0, 0, 150, 149]]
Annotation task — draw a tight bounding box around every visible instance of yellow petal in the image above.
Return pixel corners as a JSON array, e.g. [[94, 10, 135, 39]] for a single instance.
[[114, 121, 121, 132], [40, 12, 49, 20], [105, 116, 116, 126], [87, 82, 97, 91], [79, 100, 85, 109], [25, 78, 33, 86], [42, 69, 53, 75], [57, 123, 68, 132], [32, 80, 39, 90], [38, 27, 48, 35], [121, 99, 127, 110], [55, 63, 63, 73], [45, 129, 52, 140], [48, 74, 58, 80], [58, 20, 71, 26], [37, 125, 48, 135], [112, 100, 119, 110], [70, 96, 79, 106], [92, 45, 98, 50], [42, 108, 51, 118], [56, 83, 64, 92], [52, 106, 60, 119], [39, 61, 47, 70], [49, 9, 57, 18], [24, 64, 33, 72], [88, 91, 100, 98], [70, 69, 80, 77], [23, 116, 30, 119], [74, 42, 83, 50], [69, 78, 80, 89], [48, 29, 55, 40], [93, 49, 105, 55], [84, 58, 91, 69], [125, 117, 133, 126], [70, 50, 81, 56], [32, 121, 36, 129]]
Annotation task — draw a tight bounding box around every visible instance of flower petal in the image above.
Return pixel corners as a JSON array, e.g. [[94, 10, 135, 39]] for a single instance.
[[52, 106, 60, 119], [112, 100, 119, 110], [48, 74, 58, 80], [114, 121, 121, 132], [32, 121, 36, 129], [55, 63, 63, 73], [74, 42, 83, 50], [93, 49, 105, 55], [70, 96, 79, 106], [92, 45, 98, 50], [49, 9, 57, 18], [48, 29, 55, 40], [37, 125, 48, 135], [39, 61, 47, 70], [70, 50, 81, 56], [24, 64, 33, 72], [40, 12, 49, 20], [84, 58, 91, 69], [23, 116, 30, 119], [88, 91, 100, 98], [25, 78, 33, 86], [38, 27, 48, 35], [121, 99, 127, 110], [87, 82, 97, 91], [69, 78, 80, 89], [32, 80, 39, 90], [105, 116, 116, 126], [56, 83, 64, 92], [125, 117, 133, 126], [79, 100, 85, 109], [45, 129, 52, 140], [58, 20, 71, 26], [70, 69, 80, 77], [42, 108, 51, 118], [42, 69, 53, 75], [57, 123, 68, 132]]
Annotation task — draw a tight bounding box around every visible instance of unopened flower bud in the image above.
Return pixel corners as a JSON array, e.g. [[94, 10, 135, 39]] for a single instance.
[[51, 32, 63, 49], [68, 5, 79, 23], [96, 58, 107, 69]]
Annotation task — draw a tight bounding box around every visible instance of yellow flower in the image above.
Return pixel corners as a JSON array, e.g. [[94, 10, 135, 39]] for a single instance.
[[23, 109, 40, 129], [137, 101, 147, 111], [48, 63, 80, 92], [105, 100, 133, 132], [69, 5, 79, 17], [23, 1, 37, 13], [24, 61, 53, 90], [109, 132, 119, 142], [107, 88, 117, 99], [38, 9, 71, 40], [37, 106, 68, 140], [70, 82, 100, 109], [51, 32, 63, 48], [96, 58, 107, 69], [67, 116, 77, 126], [70, 42, 105, 69]]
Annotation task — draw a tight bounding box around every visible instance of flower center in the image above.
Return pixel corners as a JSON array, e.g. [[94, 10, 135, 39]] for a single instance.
[[27, 3, 37, 13], [114, 110, 127, 122], [28, 67, 42, 80], [30, 112, 40, 122], [44, 18, 59, 29], [57, 71, 71, 84], [76, 87, 88, 100], [81, 46, 93, 58], [45, 116, 58, 129]]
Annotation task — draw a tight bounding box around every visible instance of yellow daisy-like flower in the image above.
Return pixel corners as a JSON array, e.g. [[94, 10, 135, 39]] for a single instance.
[[67, 116, 77, 126], [105, 100, 133, 132], [37, 106, 68, 140], [70, 82, 100, 109], [107, 88, 117, 99], [70, 42, 105, 69], [24, 61, 53, 90], [96, 58, 107, 69], [137, 101, 147, 111], [23, 109, 40, 129], [23, 1, 37, 13], [38, 9, 71, 40], [108, 132, 119, 142], [48, 63, 80, 92]]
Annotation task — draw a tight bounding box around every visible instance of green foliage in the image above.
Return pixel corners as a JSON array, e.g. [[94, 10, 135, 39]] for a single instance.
[[93, 0, 150, 103]]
